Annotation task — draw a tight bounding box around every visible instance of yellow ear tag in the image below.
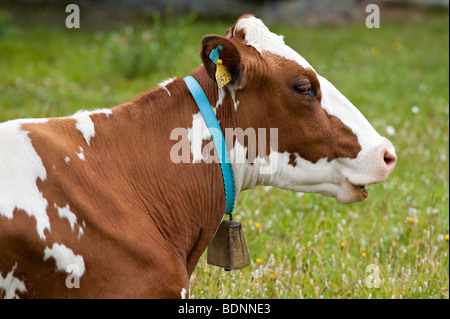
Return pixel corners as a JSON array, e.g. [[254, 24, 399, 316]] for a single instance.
[[215, 59, 232, 88]]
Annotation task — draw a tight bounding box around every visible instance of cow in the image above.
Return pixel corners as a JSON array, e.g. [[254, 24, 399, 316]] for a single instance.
[[0, 14, 396, 299]]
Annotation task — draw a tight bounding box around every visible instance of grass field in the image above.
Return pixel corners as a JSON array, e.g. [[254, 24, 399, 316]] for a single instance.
[[0, 8, 448, 299]]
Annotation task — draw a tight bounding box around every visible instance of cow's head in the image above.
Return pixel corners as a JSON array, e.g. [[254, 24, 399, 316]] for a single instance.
[[200, 15, 397, 204]]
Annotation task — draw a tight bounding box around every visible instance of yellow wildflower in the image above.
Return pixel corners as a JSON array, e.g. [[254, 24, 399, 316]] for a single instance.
[[255, 222, 261, 229], [341, 242, 345, 248], [393, 42, 403, 53], [445, 234, 449, 241], [372, 46, 380, 56], [362, 252, 366, 257], [256, 258, 262, 264]]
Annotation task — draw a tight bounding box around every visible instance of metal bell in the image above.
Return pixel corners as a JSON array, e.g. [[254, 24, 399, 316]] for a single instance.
[[207, 218, 251, 271]]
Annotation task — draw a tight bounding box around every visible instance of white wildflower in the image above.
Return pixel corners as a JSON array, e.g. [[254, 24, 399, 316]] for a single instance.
[[385, 125, 396, 136]]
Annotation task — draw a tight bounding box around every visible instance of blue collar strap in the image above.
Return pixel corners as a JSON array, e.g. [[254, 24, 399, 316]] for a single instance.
[[183, 75, 236, 215]]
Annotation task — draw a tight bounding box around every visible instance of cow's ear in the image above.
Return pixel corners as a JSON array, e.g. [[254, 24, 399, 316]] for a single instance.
[[201, 35, 243, 86]]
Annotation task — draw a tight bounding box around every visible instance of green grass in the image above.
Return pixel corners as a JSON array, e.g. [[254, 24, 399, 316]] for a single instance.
[[0, 9, 448, 299]]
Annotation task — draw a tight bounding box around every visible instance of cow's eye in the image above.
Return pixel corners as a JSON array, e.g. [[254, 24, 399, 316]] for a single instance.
[[295, 81, 315, 96]]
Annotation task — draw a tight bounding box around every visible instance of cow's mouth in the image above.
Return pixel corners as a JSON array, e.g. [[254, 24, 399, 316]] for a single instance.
[[346, 179, 369, 200], [334, 179, 371, 203], [358, 185, 369, 198]]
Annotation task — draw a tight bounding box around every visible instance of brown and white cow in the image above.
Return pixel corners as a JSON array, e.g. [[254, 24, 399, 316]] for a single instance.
[[0, 14, 396, 298]]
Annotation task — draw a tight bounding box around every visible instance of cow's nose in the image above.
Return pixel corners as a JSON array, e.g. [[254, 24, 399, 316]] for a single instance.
[[383, 148, 397, 174]]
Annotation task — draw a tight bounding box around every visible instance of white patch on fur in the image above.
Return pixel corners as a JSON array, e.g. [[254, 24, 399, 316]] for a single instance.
[[54, 203, 83, 238], [216, 87, 226, 110], [98, 109, 113, 118], [55, 204, 77, 231], [229, 141, 250, 195], [65, 156, 71, 163], [216, 86, 240, 112], [187, 112, 211, 163], [0, 119, 50, 240], [316, 75, 384, 152], [231, 138, 394, 204], [43, 243, 85, 278], [228, 86, 240, 111], [180, 288, 187, 299], [78, 226, 84, 238], [159, 77, 176, 96], [230, 140, 278, 196], [71, 109, 112, 146], [76, 146, 85, 161], [230, 141, 338, 199], [72, 111, 95, 146], [234, 16, 312, 70], [0, 263, 27, 299]]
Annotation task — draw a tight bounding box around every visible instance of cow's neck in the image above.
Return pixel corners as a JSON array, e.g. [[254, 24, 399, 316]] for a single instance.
[[168, 68, 265, 200], [110, 67, 270, 274], [104, 68, 264, 274], [188, 68, 268, 197]]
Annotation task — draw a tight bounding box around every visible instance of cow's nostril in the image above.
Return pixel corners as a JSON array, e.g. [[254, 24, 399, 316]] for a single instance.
[[383, 149, 397, 171]]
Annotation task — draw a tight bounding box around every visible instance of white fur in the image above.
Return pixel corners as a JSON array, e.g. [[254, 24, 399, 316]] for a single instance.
[[71, 109, 112, 146], [228, 86, 240, 111], [230, 144, 375, 203], [216, 87, 226, 110], [54, 203, 83, 238], [76, 146, 85, 161], [180, 288, 187, 299], [43, 243, 85, 278], [0, 263, 27, 299], [187, 112, 211, 163], [159, 77, 176, 96], [234, 16, 313, 70], [55, 204, 77, 231], [72, 111, 95, 146], [0, 119, 50, 240]]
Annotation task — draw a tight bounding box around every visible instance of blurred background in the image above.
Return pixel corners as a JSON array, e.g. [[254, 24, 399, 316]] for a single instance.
[[0, 0, 448, 118], [0, 0, 449, 27], [0, 0, 448, 298]]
